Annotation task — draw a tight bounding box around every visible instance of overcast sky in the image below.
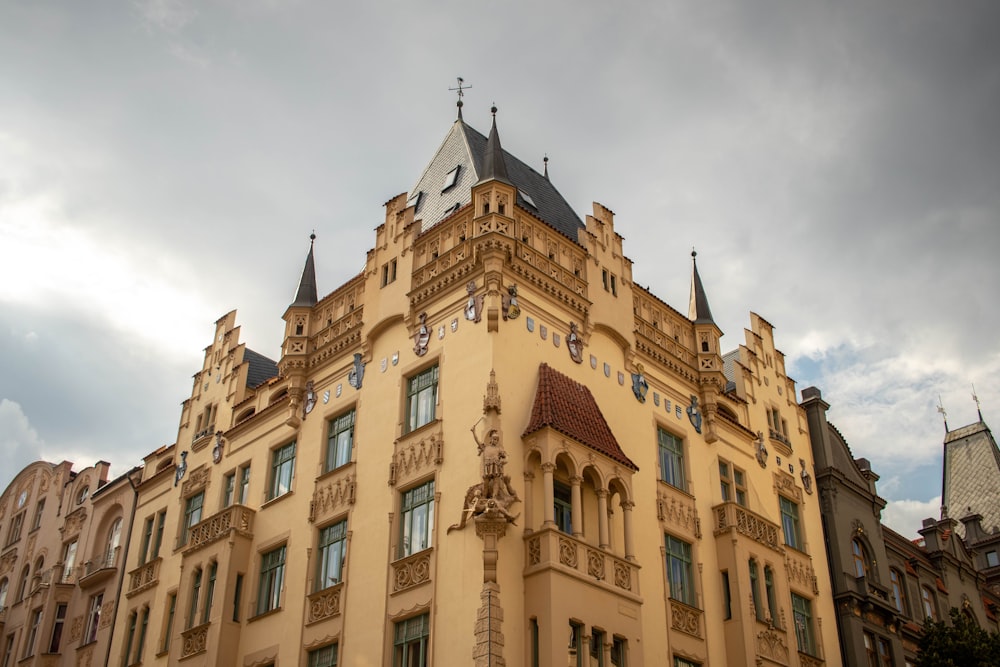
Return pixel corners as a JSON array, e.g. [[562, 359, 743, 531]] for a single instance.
[[2, 0, 998, 537]]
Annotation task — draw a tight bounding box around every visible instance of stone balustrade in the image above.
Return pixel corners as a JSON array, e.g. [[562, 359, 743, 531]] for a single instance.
[[184, 504, 255, 555], [306, 582, 344, 624], [180, 622, 209, 659], [713, 502, 781, 552], [391, 549, 433, 594], [524, 527, 640, 600], [127, 557, 161, 597], [669, 598, 703, 638]]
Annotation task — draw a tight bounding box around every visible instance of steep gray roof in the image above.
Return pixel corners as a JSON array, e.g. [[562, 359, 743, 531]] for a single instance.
[[290, 237, 318, 308], [244, 348, 278, 389], [688, 251, 715, 325], [942, 420, 1000, 537], [408, 119, 584, 242]]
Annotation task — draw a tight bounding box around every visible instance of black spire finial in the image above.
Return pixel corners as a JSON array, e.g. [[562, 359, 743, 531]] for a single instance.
[[973, 384, 984, 422], [449, 77, 471, 121], [477, 103, 511, 185], [543, 154, 549, 179]]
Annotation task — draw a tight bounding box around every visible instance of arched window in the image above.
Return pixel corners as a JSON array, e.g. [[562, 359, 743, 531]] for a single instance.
[[921, 586, 937, 620], [0, 577, 8, 608], [105, 517, 123, 567], [765, 565, 780, 626], [852, 538, 870, 578], [889, 568, 906, 613], [16, 565, 30, 601]]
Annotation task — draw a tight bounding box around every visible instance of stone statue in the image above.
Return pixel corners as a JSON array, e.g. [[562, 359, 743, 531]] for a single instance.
[[413, 312, 430, 356], [567, 321, 583, 363], [465, 281, 484, 322], [448, 420, 520, 532], [502, 284, 520, 320]]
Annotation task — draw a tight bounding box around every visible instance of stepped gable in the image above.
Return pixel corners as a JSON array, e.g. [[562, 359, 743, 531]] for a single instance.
[[524, 363, 638, 470]]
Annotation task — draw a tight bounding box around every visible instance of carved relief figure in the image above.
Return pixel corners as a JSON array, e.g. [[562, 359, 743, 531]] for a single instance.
[[464, 281, 484, 322], [502, 284, 520, 320], [302, 380, 317, 417], [566, 322, 583, 364], [799, 458, 813, 494], [413, 312, 430, 356], [348, 353, 365, 389], [686, 395, 703, 433], [756, 432, 769, 468]]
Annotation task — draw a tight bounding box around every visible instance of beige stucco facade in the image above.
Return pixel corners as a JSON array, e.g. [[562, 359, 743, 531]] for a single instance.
[[107, 115, 841, 667], [0, 459, 138, 667]]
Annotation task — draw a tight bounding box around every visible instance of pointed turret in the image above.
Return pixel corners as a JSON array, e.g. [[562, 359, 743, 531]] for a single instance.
[[688, 250, 715, 325], [291, 233, 318, 308], [476, 106, 511, 186]]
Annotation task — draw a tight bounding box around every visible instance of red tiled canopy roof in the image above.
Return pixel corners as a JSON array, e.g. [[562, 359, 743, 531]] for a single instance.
[[523, 363, 638, 470]]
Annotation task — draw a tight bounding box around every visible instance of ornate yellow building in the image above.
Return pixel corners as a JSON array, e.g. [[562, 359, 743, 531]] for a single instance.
[[109, 106, 840, 667]]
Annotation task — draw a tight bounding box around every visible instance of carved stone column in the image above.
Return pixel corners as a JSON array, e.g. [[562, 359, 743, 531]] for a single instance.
[[542, 463, 556, 527], [474, 516, 508, 667], [570, 476, 583, 537], [596, 489, 610, 550], [523, 471, 535, 534], [621, 500, 636, 562]]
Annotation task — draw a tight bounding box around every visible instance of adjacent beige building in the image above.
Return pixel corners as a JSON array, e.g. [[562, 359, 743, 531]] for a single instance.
[[0, 459, 139, 667], [108, 108, 841, 666]]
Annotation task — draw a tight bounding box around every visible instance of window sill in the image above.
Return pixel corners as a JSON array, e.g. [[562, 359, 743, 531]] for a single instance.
[[260, 490, 294, 511], [248, 606, 282, 623]]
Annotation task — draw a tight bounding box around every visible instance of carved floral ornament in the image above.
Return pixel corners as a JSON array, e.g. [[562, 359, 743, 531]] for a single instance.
[[772, 470, 802, 504]]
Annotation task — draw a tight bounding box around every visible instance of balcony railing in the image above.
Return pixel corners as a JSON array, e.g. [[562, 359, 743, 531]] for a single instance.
[[184, 504, 255, 555], [79, 547, 120, 588], [180, 622, 209, 660], [127, 557, 162, 597], [713, 502, 781, 552], [306, 582, 344, 624], [524, 527, 641, 600], [669, 598, 703, 638]]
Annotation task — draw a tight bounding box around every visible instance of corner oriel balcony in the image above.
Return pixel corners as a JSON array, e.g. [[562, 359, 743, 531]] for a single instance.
[[126, 557, 162, 598], [524, 526, 641, 601], [183, 504, 255, 556], [713, 501, 781, 552]]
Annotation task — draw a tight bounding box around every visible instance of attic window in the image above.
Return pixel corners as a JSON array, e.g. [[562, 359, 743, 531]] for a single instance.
[[407, 191, 423, 209], [442, 166, 460, 191], [519, 190, 536, 208]]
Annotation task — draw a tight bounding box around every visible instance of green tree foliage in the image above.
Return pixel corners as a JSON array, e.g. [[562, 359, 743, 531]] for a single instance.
[[916, 608, 1000, 667]]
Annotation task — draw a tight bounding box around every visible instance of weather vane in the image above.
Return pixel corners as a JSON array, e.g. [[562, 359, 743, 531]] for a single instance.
[[449, 77, 471, 120], [973, 383, 983, 421], [937, 395, 949, 433]]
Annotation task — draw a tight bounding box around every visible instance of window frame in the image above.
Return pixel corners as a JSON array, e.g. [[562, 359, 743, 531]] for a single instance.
[[316, 520, 348, 591], [269, 442, 296, 501], [256, 545, 286, 616], [889, 568, 906, 613], [719, 460, 747, 506], [665, 534, 696, 607], [308, 643, 339, 667], [779, 496, 802, 550], [791, 593, 815, 655], [48, 602, 67, 654], [85, 592, 104, 645], [326, 410, 356, 473], [553, 481, 573, 534], [181, 493, 204, 546], [399, 480, 435, 558], [405, 365, 439, 434], [658, 428, 686, 491], [921, 585, 937, 621], [852, 538, 869, 578], [393, 613, 430, 667]]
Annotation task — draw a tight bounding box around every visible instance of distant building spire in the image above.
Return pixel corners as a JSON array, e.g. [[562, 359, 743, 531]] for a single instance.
[[290, 232, 318, 308], [477, 104, 512, 185], [687, 249, 715, 324], [973, 383, 984, 422], [937, 395, 950, 433], [449, 77, 471, 121], [543, 154, 549, 180]]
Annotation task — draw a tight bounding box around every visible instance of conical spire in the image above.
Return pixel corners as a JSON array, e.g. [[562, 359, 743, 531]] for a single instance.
[[477, 105, 511, 185], [290, 233, 318, 308], [688, 250, 715, 324]]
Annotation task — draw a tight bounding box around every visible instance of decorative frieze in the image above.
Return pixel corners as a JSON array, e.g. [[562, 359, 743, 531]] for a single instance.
[[523, 527, 640, 599], [307, 582, 343, 624], [391, 549, 432, 593], [669, 599, 703, 638], [656, 486, 701, 539], [389, 426, 444, 488], [757, 628, 789, 664], [181, 465, 210, 496], [773, 470, 802, 503], [785, 551, 819, 595], [309, 472, 356, 523], [62, 507, 87, 537]]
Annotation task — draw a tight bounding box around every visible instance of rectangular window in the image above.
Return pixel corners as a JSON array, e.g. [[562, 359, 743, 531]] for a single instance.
[[85, 593, 104, 644], [232, 574, 243, 622], [791, 593, 815, 655], [188, 568, 202, 628], [138, 516, 154, 565], [665, 534, 695, 606], [326, 410, 356, 473], [309, 643, 338, 667], [441, 165, 460, 191], [203, 562, 217, 624], [30, 500, 44, 532], [674, 658, 700, 667], [406, 366, 439, 433], [877, 635, 892, 666], [222, 472, 236, 507], [987, 550, 999, 568], [393, 614, 430, 667], [317, 520, 348, 591], [590, 629, 605, 667], [779, 496, 801, 550], [400, 481, 435, 557], [921, 586, 937, 620], [123, 612, 136, 667], [269, 443, 296, 500], [569, 622, 584, 667], [658, 429, 686, 491], [62, 540, 78, 582], [610, 637, 627, 667], [182, 493, 204, 546], [531, 618, 539, 667], [5, 512, 24, 546], [554, 481, 573, 534], [750, 559, 764, 621], [48, 603, 67, 653], [23, 608, 42, 658], [721, 571, 732, 620], [257, 546, 286, 615], [136, 607, 149, 664], [162, 592, 176, 653], [381, 259, 398, 287], [2, 635, 13, 667], [238, 465, 251, 505], [152, 510, 166, 559], [765, 566, 779, 626]]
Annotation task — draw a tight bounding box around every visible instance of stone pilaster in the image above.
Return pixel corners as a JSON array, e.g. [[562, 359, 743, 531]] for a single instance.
[[473, 581, 505, 667]]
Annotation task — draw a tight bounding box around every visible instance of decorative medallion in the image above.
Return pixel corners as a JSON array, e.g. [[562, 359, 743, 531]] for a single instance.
[[631, 364, 649, 403], [392, 352, 399, 366], [776, 456, 782, 467], [566, 322, 583, 364], [665, 399, 671, 412], [590, 355, 597, 370], [348, 353, 365, 390], [336, 384, 343, 398], [212, 432, 224, 464], [413, 312, 430, 356], [553, 333, 560, 347], [604, 363, 611, 378], [323, 390, 330, 404], [686, 395, 702, 434], [451, 319, 458, 333], [526, 317, 534, 332], [438, 325, 445, 340], [539, 325, 547, 340], [675, 405, 682, 419], [653, 392, 660, 406], [502, 284, 520, 320], [617, 372, 625, 385], [464, 280, 484, 322], [380, 357, 387, 373]]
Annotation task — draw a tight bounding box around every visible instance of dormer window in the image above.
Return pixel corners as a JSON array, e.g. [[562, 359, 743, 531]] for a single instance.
[[442, 166, 460, 192], [407, 191, 422, 209], [519, 190, 536, 208]]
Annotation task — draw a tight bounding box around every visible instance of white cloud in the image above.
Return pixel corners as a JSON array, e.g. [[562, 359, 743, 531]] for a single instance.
[[0, 399, 46, 491], [883, 496, 941, 539]]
